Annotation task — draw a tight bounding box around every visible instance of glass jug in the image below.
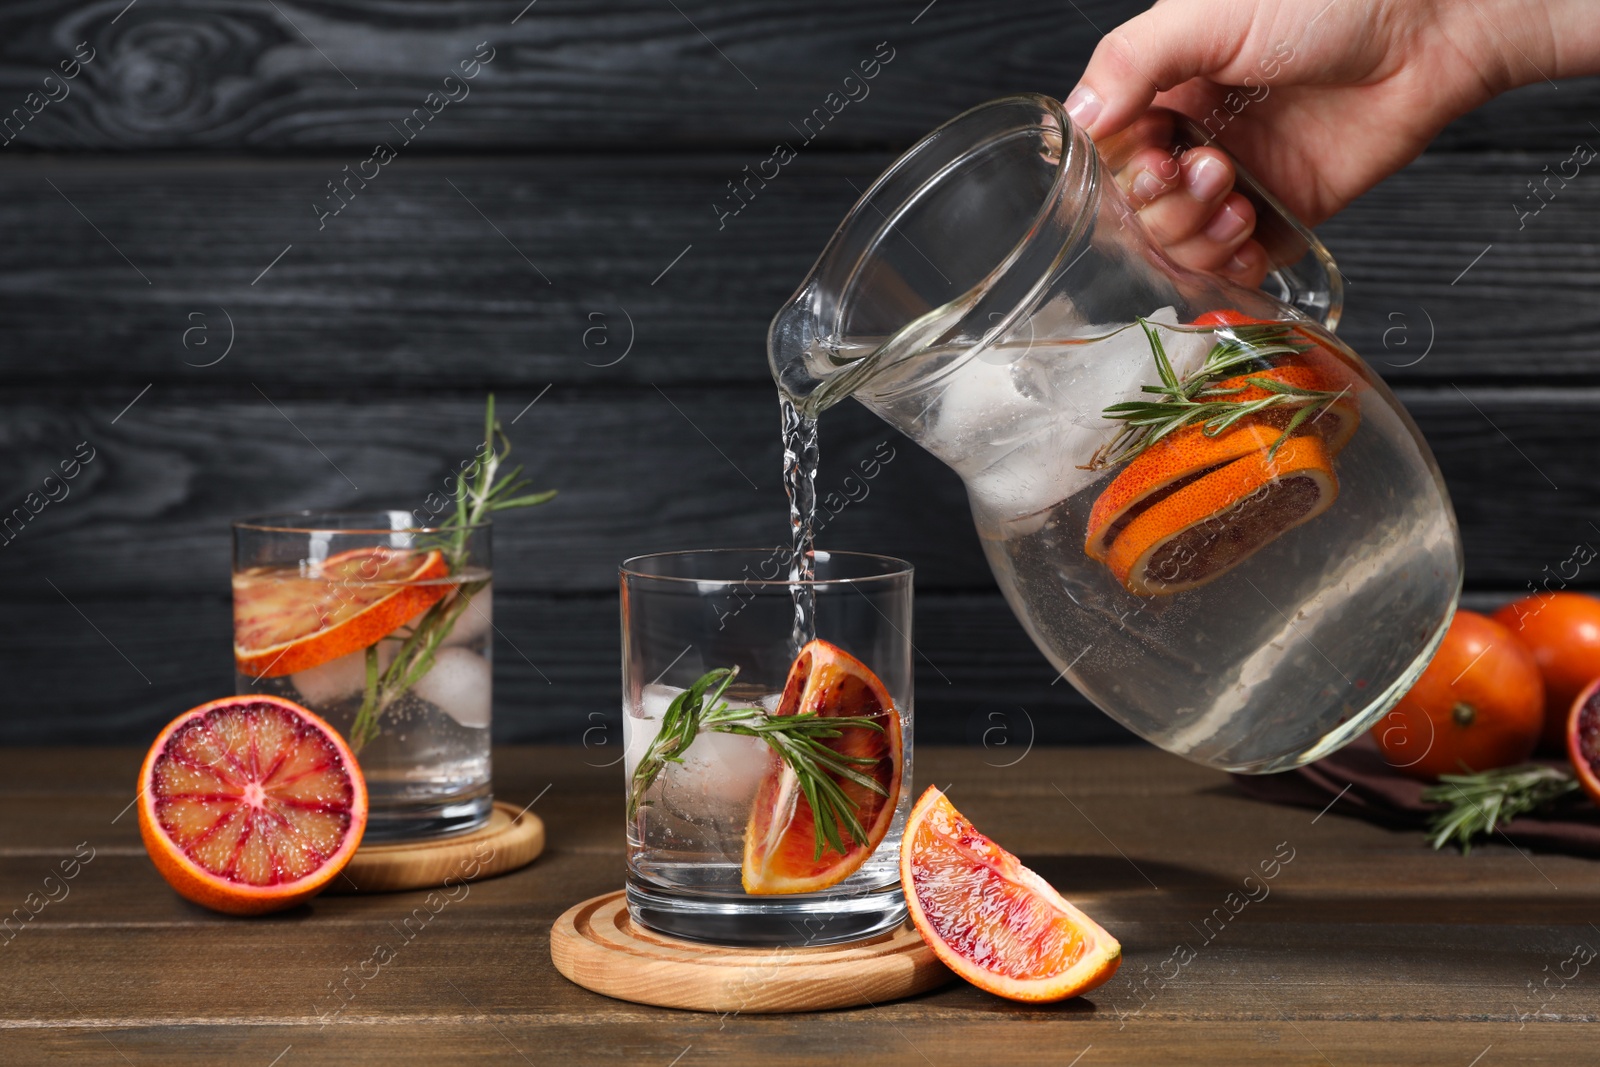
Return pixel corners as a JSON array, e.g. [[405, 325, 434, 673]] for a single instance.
[[769, 94, 1462, 773]]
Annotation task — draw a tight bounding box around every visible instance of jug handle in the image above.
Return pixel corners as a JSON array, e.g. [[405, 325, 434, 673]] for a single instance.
[[1098, 108, 1345, 333]]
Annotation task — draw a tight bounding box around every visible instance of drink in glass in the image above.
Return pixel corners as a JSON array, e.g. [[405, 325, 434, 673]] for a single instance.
[[233, 511, 493, 840], [620, 549, 912, 946]]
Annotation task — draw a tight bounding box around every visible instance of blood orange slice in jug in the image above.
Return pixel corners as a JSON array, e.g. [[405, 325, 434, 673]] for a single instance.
[[1103, 433, 1339, 596], [1085, 421, 1283, 561], [1192, 308, 1362, 452]]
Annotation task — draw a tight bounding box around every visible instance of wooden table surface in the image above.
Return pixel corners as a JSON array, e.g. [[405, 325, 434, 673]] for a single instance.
[[4, 745, 1596, 1065]]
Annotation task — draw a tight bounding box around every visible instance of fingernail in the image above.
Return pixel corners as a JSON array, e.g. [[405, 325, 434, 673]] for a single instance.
[[1185, 156, 1229, 202], [1205, 202, 1249, 243], [1065, 86, 1103, 132], [1226, 253, 1251, 275], [1131, 168, 1168, 203]]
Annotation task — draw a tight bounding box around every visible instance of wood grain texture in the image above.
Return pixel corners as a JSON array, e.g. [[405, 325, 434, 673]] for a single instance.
[[550, 891, 952, 1012], [2, 0, 1590, 153], [0, 390, 1594, 594], [0, 590, 1122, 745], [0, 0, 1596, 761], [0, 384, 1587, 745], [2, 745, 1597, 1065], [1, 1022, 1594, 1067], [0, 152, 1597, 389], [0, 587, 1538, 746], [334, 802, 544, 894]]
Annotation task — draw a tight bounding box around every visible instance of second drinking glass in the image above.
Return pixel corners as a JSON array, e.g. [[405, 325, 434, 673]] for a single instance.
[[233, 511, 494, 842]]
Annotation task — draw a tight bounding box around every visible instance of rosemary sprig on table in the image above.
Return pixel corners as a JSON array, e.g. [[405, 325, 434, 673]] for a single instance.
[[347, 396, 556, 753], [627, 667, 890, 860], [1083, 318, 1346, 471], [1422, 765, 1580, 854]]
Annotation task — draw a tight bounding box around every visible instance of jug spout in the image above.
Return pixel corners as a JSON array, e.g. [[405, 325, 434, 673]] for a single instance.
[[767, 277, 841, 415]]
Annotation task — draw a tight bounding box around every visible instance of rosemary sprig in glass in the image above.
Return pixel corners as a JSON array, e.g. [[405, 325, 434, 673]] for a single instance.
[[627, 666, 890, 860], [1422, 764, 1580, 854], [1083, 318, 1347, 471], [347, 395, 556, 752]]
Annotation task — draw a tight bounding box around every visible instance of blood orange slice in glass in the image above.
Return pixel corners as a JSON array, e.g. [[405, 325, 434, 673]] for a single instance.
[[137, 695, 368, 914], [741, 639, 903, 895], [234, 546, 450, 678], [900, 785, 1121, 1002]]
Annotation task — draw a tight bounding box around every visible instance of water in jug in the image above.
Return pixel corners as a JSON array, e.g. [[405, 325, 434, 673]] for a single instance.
[[769, 94, 1462, 773]]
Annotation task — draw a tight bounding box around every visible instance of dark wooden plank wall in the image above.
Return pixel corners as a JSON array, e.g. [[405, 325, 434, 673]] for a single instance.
[[2, 0, 1598, 745]]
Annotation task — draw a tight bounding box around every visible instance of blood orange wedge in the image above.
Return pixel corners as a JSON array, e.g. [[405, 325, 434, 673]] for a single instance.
[[1085, 421, 1282, 561], [1104, 433, 1338, 596], [741, 639, 903, 895], [900, 786, 1121, 1003], [137, 695, 367, 915], [234, 546, 450, 678], [1568, 678, 1600, 806]]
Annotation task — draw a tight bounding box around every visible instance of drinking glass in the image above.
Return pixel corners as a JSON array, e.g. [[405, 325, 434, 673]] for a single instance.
[[233, 511, 493, 841], [621, 549, 913, 946]]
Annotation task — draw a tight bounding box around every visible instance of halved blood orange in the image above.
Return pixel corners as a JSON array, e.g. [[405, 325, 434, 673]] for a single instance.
[[1104, 433, 1338, 596], [900, 786, 1121, 1003], [1086, 421, 1282, 561], [234, 546, 450, 678], [1568, 678, 1600, 805], [741, 639, 902, 895], [137, 695, 367, 915]]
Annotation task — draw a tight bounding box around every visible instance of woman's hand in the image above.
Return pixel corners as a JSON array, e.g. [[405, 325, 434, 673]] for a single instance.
[[1067, 0, 1599, 281]]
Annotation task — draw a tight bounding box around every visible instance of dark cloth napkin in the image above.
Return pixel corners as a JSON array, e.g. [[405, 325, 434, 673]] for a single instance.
[[1229, 735, 1600, 857]]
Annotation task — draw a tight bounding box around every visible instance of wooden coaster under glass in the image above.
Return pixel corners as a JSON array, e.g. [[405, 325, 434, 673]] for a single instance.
[[551, 890, 952, 1012], [331, 800, 544, 893]]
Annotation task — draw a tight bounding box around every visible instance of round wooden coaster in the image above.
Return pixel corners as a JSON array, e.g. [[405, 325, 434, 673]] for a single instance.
[[550, 890, 952, 1013], [331, 801, 544, 894]]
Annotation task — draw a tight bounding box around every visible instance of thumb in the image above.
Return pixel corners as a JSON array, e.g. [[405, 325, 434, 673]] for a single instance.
[[1066, 0, 1261, 138]]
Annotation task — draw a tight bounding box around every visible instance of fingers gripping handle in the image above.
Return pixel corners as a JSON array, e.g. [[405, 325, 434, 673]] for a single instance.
[[1096, 107, 1344, 332]]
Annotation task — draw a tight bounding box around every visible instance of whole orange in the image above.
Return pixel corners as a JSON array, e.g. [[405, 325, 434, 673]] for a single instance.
[[1371, 610, 1544, 780], [1492, 592, 1600, 751]]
